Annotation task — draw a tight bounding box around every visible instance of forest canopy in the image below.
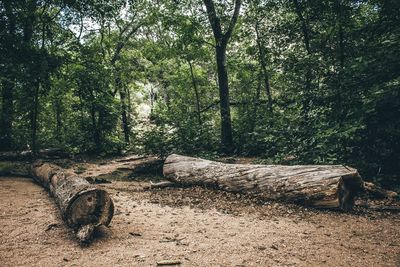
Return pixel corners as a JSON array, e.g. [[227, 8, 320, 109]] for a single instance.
[[0, 0, 399, 186]]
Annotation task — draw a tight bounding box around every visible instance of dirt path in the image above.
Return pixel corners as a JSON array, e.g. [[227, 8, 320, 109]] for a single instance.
[[0, 176, 399, 267]]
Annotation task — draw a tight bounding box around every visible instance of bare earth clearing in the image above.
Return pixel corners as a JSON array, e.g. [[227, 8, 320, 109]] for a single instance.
[[0, 157, 399, 266]]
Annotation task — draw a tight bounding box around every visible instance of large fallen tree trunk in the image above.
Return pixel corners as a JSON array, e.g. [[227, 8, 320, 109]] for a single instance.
[[31, 161, 114, 242], [163, 154, 364, 210]]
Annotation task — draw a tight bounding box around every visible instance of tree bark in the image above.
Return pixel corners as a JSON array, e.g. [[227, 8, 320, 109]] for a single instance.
[[163, 154, 364, 210], [31, 161, 114, 242], [216, 44, 234, 153]]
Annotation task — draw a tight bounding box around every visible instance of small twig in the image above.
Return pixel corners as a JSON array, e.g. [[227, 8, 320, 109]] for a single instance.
[[159, 237, 186, 243], [144, 181, 177, 190], [156, 260, 182, 266]]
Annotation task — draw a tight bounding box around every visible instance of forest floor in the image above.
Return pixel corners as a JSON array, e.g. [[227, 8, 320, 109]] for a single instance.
[[0, 156, 399, 267]]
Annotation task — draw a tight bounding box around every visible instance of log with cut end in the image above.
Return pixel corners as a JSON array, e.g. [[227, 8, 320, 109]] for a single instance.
[[31, 161, 114, 242], [163, 154, 364, 210]]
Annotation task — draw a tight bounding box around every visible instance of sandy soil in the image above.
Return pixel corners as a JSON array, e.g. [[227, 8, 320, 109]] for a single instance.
[[0, 174, 399, 267]]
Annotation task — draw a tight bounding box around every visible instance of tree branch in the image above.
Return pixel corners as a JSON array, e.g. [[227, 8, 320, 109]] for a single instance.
[[202, 0, 223, 39], [223, 0, 242, 42], [292, 0, 311, 54], [110, 23, 141, 65]]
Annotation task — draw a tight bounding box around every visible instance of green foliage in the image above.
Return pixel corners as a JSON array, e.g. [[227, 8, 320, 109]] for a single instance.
[[0, 0, 399, 188]]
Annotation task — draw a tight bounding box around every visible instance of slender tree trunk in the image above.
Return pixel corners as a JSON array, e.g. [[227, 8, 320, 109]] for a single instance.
[[334, 0, 346, 123], [0, 79, 14, 150], [90, 101, 101, 152], [336, 0, 345, 70], [119, 86, 130, 143], [22, 0, 38, 154], [292, 0, 312, 119], [127, 86, 132, 116], [255, 22, 273, 112], [163, 85, 170, 108], [216, 44, 234, 153], [55, 99, 62, 139], [250, 72, 262, 133], [114, 73, 130, 143], [149, 86, 155, 115], [1, 0, 16, 150], [30, 82, 40, 155], [188, 59, 202, 126]]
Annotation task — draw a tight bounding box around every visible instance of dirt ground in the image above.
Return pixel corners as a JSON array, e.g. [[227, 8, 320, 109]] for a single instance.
[[0, 157, 400, 266]]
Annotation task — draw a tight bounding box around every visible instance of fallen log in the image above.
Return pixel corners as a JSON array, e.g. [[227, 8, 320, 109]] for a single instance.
[[31, 161, 114, 242], [0, 148, 68, 161], [163, 154, 364, 210], [0, 161, 31, 177], [363, 182, 398, 199]]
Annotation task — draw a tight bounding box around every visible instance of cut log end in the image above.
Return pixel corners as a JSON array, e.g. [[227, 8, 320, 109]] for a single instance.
[[305, 170, 364, 210], [66, 188, 114, 229], [31, 161, 114, 243], [338, 171, 364, 210]]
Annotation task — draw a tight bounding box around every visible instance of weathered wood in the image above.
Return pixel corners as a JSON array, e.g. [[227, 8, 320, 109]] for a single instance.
[[163, 154, 364, 210], [31, 161, 114, 242]]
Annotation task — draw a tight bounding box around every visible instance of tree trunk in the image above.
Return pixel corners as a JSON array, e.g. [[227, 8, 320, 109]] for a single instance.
[[90, 102, 101, 152], [30, 81, 40, 155], [163, 154, 364, 210], [255, 22, 273, 112], [188, 59, 202, 126], [216, 44, 234, 153], [55, 99, 62, 139], [115, 70, 130, 143], [31, 161, 114, 242], [203, 0, 241, 154], [250, 72, 262, 133], [0, 79, 14, 150], [119, 85, 130, 143], [1, 0, 16, 151], [292, 0, 312, 119], [333, 0, 346, 123]]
